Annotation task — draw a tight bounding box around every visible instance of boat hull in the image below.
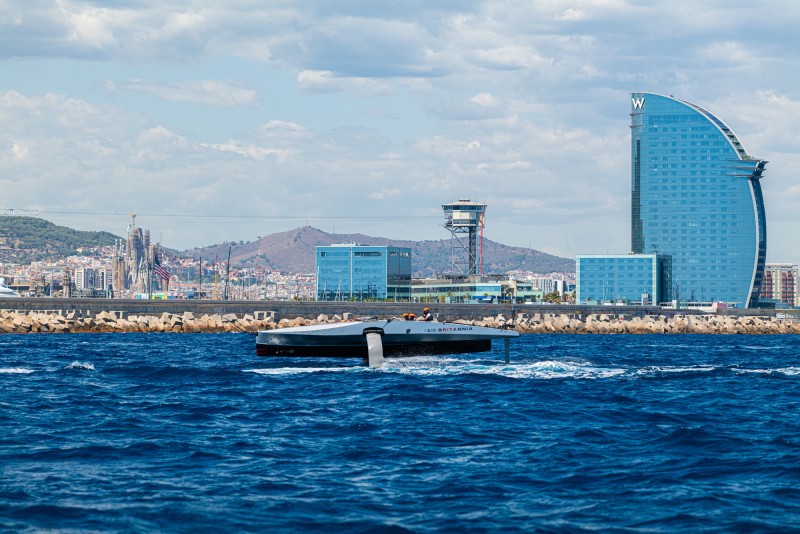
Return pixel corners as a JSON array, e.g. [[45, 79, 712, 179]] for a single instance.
[[256, 338, 491, 357], [256, 320, 516, 358]]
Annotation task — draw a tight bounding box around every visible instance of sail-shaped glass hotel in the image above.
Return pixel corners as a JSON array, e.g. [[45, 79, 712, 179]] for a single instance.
[[578, 94, 767, 307], [631, 93, 767, 307]]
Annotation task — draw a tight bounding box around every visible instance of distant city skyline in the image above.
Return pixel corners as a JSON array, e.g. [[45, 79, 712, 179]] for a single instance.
[[2, 2, 799, 263]]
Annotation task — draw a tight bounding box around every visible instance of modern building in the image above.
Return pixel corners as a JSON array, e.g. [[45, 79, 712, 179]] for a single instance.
[[74, 267, 98, 290], [576, 254, 660, 305], [99, 269, 112, 293], [579, 93, 767, 308], [530, 276, 563, 296], [316, 244, 411, 301], [73, 267, 113, 296], [411, 275, 541, 303], [760, 263, 798, 307], [631, 93, 767, 307]]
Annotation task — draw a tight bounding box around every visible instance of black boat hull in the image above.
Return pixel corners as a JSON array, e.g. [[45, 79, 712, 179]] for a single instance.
[[256, 338, 491, 357]]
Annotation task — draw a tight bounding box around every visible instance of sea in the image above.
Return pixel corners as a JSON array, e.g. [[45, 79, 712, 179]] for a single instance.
[[2, 333, 800, 533]]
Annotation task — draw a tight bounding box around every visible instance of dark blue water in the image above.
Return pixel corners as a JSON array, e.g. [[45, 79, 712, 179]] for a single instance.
[[2, 333, 800, 532]]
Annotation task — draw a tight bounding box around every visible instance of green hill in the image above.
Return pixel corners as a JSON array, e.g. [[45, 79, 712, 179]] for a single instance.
[[0, 216, 121, 263], [0, 217, 575, 275]]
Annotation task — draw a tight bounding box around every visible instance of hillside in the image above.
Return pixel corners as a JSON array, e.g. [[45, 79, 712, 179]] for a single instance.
[[182, 226, 575, 276], [0, 216, 575, 274], [0, 216, 120, 263]]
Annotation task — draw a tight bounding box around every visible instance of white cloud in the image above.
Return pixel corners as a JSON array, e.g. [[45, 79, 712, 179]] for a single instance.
[[470, 93, 499, 107], [11, 141, 29, 160], [697, 41, 757, 66], [297, 70, 395, 96], [471, 45, 551, 70], [116, 79, 259, 107], [260, 119, 304, 131], [136, 125, 187, 147], [368, 188, 401, 200], [63, 3, 119, 49], [208, 141, 293, 162], [1, 1, 800, 261]]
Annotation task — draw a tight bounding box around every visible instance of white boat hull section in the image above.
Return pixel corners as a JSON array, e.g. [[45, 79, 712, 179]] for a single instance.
[[0, 278, 20, 298]]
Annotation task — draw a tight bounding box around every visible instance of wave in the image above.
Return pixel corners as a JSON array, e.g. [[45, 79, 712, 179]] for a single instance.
[[244, 366, 362, 375], [244, 357, 627, 380], [6, 333, 800, 532], [635, 365, 717, 375], [242, 355, 800, 381], [733, 366, 800, 377], [390, 359, 628, 380], [0, 367, 35, 374], [737, 345, 780, 351], [64, 361, 95, 371]]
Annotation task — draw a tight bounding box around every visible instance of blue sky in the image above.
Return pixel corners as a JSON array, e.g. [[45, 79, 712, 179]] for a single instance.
[[1, 0, 799, 263]]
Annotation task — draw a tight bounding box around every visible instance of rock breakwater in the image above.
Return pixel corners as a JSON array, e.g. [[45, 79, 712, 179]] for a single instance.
[[0, 309, 798, 334], [0, 310, 279, 334], [507, 312, 800, 334]]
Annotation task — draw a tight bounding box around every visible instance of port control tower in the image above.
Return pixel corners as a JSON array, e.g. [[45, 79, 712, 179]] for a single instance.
[[442, 199, 486, 275]]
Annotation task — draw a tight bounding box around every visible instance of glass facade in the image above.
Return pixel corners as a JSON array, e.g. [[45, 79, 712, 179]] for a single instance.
[[576, 255, 659, 304], [316, 245, 411, 301], [631, 93, 767, 307], [411, 276, 542, 303]]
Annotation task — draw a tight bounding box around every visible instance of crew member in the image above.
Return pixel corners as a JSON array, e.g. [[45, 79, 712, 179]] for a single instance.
[[420, 307, 433, 321]]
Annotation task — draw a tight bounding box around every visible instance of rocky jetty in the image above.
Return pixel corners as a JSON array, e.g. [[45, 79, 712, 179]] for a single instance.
[[0, 309, 797, 334], [0, 310, 323, 334], [507, 312, 800, 334], [453, 312, 799, 334]]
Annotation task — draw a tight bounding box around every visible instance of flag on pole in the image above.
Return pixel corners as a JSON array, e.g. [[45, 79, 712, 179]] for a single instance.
[[154, 254, 171, 281]]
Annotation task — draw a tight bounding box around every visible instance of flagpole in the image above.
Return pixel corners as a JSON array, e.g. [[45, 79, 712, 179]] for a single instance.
[[148, 249, 153, 299], [224, 245, 231, 301]]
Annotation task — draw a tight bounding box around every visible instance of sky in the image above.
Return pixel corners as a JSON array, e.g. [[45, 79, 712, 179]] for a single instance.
[[1, 0, 799, 262]]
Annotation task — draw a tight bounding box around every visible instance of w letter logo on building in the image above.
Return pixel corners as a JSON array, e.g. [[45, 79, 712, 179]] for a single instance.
[[632, 97, 645, 110]]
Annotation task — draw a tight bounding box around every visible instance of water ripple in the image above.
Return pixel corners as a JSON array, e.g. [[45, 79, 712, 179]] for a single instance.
[[1, 333, 799, 531]]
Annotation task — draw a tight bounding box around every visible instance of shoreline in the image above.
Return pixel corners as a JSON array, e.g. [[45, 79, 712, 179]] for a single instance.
[[1, 310, 798, 335]]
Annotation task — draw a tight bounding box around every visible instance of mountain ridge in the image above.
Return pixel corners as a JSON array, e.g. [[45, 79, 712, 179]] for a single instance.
[[181, 226, 575, 276], [0, 217, 575, 275]]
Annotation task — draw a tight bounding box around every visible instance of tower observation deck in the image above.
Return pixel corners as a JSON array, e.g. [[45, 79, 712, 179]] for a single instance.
[[443, 199, 486, 275]]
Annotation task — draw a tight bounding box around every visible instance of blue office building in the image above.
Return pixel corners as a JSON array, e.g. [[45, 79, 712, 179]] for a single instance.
[[316, 245, 411, 301], [630, 93, 767, 307], [576, 254, 660, 304], [577, 94, 767, 307]]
